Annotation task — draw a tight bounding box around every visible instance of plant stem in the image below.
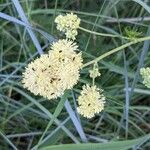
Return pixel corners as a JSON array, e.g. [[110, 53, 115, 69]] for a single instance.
[[79, 26, 129, 39], [51, 0, 58, 34], [92, 77, 95, 86], [83, 36, 150, 68]]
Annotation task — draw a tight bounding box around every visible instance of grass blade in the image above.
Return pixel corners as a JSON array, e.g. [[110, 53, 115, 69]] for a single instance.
[[65, 100, 87, 142], [39, 134, 150, 150], [129, 26, 150, 99], [35, 92, 69, 149], [12, 87, 79, 144], [132, 0, 150, 14], [123, 51, 129, 139], [0, 130, 18, 150], [12, 0, 43, 55]]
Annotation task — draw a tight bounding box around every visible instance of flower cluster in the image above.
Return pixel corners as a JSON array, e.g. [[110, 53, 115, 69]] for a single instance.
[[89, 68, 101, 78], [22, 39, 83, 100], [55, 13, 80, 40], [89, 64, 101, 79], [22, 13, 106, 119], [140, 67, 150, 88], [77, 84, 105, 119]]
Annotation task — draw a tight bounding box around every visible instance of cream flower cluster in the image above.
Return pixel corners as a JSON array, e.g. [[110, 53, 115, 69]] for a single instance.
[[55, 13, 80, 40], [89, 68, 101, 78], [140, 67, 150, 88], [77, 85, 105, 119], [22, 39, 83, 100]]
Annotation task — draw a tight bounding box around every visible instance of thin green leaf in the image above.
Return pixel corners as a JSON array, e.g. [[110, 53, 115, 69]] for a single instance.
[[39, 134, 150, 150]]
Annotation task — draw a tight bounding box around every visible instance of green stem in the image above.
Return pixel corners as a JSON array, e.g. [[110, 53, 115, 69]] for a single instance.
[[83, 36, 150, 68], [51, 0, 58, 34], [79, 26, 129, 39], [92, 77, 95, 86]]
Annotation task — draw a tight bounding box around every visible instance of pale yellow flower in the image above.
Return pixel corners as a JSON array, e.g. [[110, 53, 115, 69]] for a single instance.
[[89, 63, 101, 79], [22, 39, 83, 100], [55, 13, 80, 40], [49, 39, 83, 89], [22, 54, 63, 99], [77, 85, 105, 119], [140, 67, 150, 88], [89, 68, 101, 79]]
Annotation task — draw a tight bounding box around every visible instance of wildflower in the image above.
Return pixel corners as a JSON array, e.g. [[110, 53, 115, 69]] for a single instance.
[[22, 39, 83, 100], [49, 39, 83, 89], [140, 67, 150, 88], [77, 85, 105, 118], [89, 64, 101, 79], [55, 13, 80, 40], [22, 54, 63, 99]]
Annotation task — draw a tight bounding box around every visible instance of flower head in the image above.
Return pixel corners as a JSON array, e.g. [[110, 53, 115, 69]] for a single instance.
[[77, 85, 105, 118], [89, 68, 101, 79], [55, 13, 80, 40], [49, 39, 83, 89], [89, 63, 100, 79], [140, 67, 150, 88], [22, 39, 83, 100]]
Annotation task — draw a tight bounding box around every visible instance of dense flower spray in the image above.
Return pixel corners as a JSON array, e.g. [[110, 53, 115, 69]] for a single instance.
[[23, 13, 107, 119], [77, 84, 105, 118], [55, 13, 80, 40], [22, 39, 83, 100]]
